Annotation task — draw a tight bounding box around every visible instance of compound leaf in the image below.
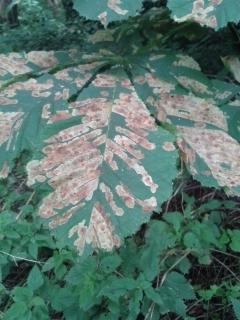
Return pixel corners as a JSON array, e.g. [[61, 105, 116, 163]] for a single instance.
[[0, 50, 178, 257], [2, 47, 239, 257]]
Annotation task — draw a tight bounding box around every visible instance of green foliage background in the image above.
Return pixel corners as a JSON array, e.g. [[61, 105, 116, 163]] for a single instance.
[[0, 0, 240, 319]]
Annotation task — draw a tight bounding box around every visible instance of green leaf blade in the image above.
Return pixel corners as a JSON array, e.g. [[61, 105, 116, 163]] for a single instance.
[[27, 265, 44, 291]]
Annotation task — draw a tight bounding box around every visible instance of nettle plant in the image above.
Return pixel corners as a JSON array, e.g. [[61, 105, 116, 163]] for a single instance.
[[0, 0, 240, 258]]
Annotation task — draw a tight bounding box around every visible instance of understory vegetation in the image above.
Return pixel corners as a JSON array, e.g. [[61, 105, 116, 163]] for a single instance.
[[0, 0, 240, 319]]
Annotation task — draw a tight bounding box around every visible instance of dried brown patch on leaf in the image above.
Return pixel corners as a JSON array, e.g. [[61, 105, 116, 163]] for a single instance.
[[0, 53, 31, 76], [173, 0, 218, 28], [0, 51, 61, 79], [26, 51, 58, 68], [92, 73, 119, 87], [0, 112, 24, 146], [0, 97, 18, 105], [54, 88, 70, 101], [228, 99, 240, 107], [69, 202, 121, 255], [2, 79, 53, 98], [98, 11, 108, 26], [175, 76, 211, 94], [162, 141, 176, 152], [177, 137, 197, 175], [174, 55, 201, 70], [107, 0, 128, 15], [115, 184, 157, 212], [55, 62, 100, 83], [135, 73, 175, 94], [156, 94, 227, 130], [82, 50, 115, 61], [88, 30, 114, 44], [0, 161, 8, 179], [221, 56, 240, 83], [178, 126, 240, 189], [100, 183, 124, 216], [0, 50, 87, 89], [215, 90, 232, 100], [48, 110, 72, 123], [54, 69, 73, 81]]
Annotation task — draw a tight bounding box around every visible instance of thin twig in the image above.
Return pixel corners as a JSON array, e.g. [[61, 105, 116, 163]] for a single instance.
[[175, 299, 203, 320], [144, 302, 155, 320], [0, 250, 43, 265], [212, 256, 240, 282], [211, 249, 240, 260], [15, 191, 35, 220], [164, 181, 185, 214], [160, 249, 192, 287]]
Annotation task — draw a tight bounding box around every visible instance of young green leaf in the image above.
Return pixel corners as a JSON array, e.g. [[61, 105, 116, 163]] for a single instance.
[[139, 220, 176, 281], [11, 287, 33, 303], [27, 265, 44, 291], [100, 254, 122, 274], [228, 229, 240, 252], [163, 271, 195, 300], [3, 301, 28, 320], [98, 276, 137, 302]]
